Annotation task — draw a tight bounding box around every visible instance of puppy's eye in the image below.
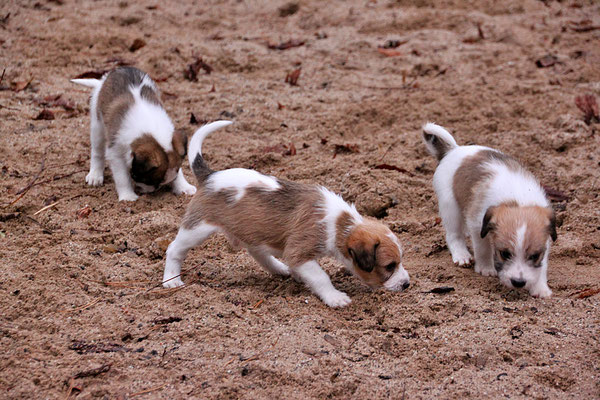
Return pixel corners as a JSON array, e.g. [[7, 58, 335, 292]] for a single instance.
[[499, 250, 512, 260], [528, 252, 541, 263], [385, 262, 396, 272]]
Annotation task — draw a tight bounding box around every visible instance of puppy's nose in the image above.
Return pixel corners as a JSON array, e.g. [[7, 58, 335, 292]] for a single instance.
[[510, 279, 526, 288], [402, 282, 410, 290]]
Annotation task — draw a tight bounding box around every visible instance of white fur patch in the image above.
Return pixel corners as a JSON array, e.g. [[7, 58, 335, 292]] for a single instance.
[[116, 85, 174, 151], [206, 168, 281, 201], [319, 187, 363, 255], [383, 263, 410, 291]]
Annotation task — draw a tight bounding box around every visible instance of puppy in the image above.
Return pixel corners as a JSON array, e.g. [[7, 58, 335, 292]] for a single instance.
[[162, 121, 410, 307], [422, 123, 556, 298], [71, 67, 196, 201]]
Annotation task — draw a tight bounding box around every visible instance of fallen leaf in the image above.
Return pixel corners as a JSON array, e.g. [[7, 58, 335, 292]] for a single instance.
[[76, 205, 92, 219], [12, 78, 33, 92], [323, 334, 339, 347], [380, 39, 408, 49], [129, 38, 146, 52], [333, 143, 359, 158], [287, 142, 297, 156], [69, 340, 129, 354], [34, 109, 55, 120], [73, 364, 111, 379], [278, 2, 299, 17], [571, 287, 600, 299], [374, 164, 413, 176], [566, 20, 600, 32], [277, 102, 285, 110], [209, 84, 215, 93], [73, 70, 107, 79], [535, 55, 558, 68], [377, 48, 402, 57], [285, 68, 301, 86], [574, 94, 599, 125], [268, 39, 305, 50], [184, 57, 212, 81], [427, 286, 455, 294]]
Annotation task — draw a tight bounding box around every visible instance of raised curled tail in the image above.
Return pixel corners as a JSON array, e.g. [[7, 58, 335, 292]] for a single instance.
[[422, 122, 458, 161], [188, 120, 233, 183], [70, 78, 102, 89]]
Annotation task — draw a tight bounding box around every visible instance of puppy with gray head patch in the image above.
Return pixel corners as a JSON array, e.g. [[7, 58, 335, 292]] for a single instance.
[[422, 123, 556, 298], [163, 121, 410, 307], [71, 67, 196, 201]]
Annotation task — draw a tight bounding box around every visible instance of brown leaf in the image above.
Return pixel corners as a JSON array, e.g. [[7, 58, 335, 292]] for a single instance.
[[374, 164, 413, 176], [262, 143, 296, 156], [574, 94, 599, 125], [73, 70, 107, 79], [277, 102, 285, 110], [285, 68, 301, 86], [34, 94, 75, 111], [377, 48, 402, 57], [286, 142, 297, 156], [333, 143, 359, 158], [209, 84, 215, 93], [69, 340, 129, 354], [535, 55, 558, 68], [184, 57, 213, 81], [542, 185, 569, 202], [129, 38, 146, 52], [12, 78, 32, 92], [76, 205, 92, 219], [278, 2, 299, 17], [73, 364, 111, 379], [566, 20, 600, 32], [34, 109, 55, 120], [572, 288, 600, 299], [380, 39, 408, 49], [268, 39, 305, 51]]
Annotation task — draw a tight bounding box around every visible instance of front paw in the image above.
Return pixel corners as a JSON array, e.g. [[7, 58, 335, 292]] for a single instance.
[[118, 192, 139, 202], [173, 182, 197, 196], [86, 170, 104, 186], [163, 276, 184, 288], [474, 263, 497, 277], [530, 284, 552, 298], [321, 290, 352, 308]]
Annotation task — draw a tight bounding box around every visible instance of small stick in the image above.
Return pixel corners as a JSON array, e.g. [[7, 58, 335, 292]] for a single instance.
[[60, 298, 101, 313], [8, 146, 50, 207], [0, 68, 5, 86], [224, 357, 236, 367], [253, 299, 264, 309], [24, 215, 52, 234], [129, 383, 168, 397], [27, 169, 86, 189], [33, 200, 60, 216]]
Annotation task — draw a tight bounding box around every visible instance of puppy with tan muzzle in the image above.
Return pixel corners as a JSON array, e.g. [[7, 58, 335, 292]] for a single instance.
[[163, 121, 410, 307], [422, 123, 556, 298], [71, 67, 196, 201]]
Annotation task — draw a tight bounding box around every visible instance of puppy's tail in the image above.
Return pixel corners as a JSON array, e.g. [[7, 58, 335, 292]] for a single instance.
[[422, 122, 458, 161], [70, 78, 102, 89], [188, 120, 233, 184]]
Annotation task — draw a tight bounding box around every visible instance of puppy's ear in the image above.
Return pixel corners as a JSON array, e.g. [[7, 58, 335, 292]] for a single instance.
[[172, 131, 188, 157], [548, 209, 557, 242], [481, 206, 497, 238], [348, 243, 378, 273]]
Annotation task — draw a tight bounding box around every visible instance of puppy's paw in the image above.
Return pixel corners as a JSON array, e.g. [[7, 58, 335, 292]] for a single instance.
[[322, 290, 352, 308], [85, 170, 104, 186], [453, 254, 473, 267], [118, 192, 139, 202], [163, 276, 184, 288], [173, 182, 197, 196], [530, 284, 552, 298], [474, 263, 497, 277]]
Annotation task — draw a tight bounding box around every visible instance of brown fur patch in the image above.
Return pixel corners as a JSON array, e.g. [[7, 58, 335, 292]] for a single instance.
[[97, 67, 147, 146], [130, 134, 168, 187], [487, 202, 554, 254], [453, 150, 522, 213], [182, 180, 327, 267]]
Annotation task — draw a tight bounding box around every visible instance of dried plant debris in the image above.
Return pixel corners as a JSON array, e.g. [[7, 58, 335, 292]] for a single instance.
[[34, 94, 75, 111], [377, 48, 402, 57], [566, 19, 600, 32], [278, 2, 299, 17], [333, 143, 359, 158], [184, 57, 213, 81], [76, 205, 92, 219], [570, 287, 600, 299], [69, 340, 129, 354], [262, 143, 296, 156], [425, 287, 455, 294], [73, 364, 111, 379], [267, 39, 305, 51], [374, 164, 413, 176], [285, 68, 301, 86], [380, 39, 408, 49], [129, 38, 146, 52], [33, 109, 55, 120], [574, 94, 599, 125], [535, 55, 558, 68]]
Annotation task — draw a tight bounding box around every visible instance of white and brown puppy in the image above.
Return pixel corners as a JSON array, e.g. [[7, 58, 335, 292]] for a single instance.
[[163, 121, 410, 307], [422, 123, 556, 298], [71, 67, 196, 201]]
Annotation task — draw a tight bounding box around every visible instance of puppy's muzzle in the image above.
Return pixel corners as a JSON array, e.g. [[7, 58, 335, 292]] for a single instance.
[[383, 265, 410, 292]]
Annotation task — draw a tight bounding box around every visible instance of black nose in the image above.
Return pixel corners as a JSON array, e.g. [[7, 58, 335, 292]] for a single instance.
[[510, 279, 526, 288], [402, 282, 410, 290]]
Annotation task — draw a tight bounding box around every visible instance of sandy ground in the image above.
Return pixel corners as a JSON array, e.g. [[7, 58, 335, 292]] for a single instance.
[[1, 0, 599, 398]]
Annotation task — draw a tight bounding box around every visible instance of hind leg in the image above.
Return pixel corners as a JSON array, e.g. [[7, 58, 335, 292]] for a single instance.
[[86, 116, 106, 186], [439, 198, 472, 266], [247, 246, 290, 276], [163, 221, 219, 288]]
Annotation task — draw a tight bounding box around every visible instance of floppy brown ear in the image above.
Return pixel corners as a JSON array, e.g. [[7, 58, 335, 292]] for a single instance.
[[548, 210, 557, 242], [172, 131, 188, 157], [348, 243, 377, 273], [481, 206, 497, 238]]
